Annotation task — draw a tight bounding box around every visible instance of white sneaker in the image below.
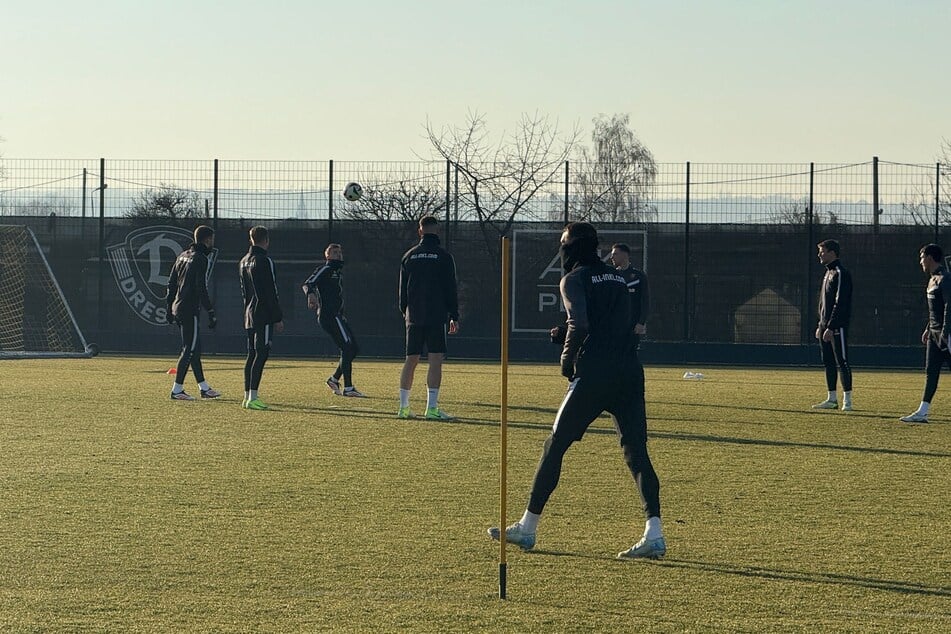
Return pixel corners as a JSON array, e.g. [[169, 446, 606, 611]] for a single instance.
[[841, 403, 853, 412], [900, 412, 929, 424], [617, 536, 667, 560], [487, 522, 536, 550], [812, 399, 838, 410]]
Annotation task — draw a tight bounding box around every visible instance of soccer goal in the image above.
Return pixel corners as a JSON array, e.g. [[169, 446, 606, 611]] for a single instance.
[[0, 225, 97, 358]]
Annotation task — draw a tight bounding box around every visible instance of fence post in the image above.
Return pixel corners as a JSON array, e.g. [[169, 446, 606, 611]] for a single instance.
[[684, 161, 690, 342], [936, 163, 941, 244], [454, 162, 459, 226], [213, 159, 219, 232], [97, 158, 106, 336], [445, 159, 452, 247], [563, 161, 569, 225], [328, 160, 334, 244], [805, 162, 815, 345], [872, 156, 880, 233]]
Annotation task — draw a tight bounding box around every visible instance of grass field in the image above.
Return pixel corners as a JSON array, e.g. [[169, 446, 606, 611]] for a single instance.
[[1, 356, 949, 632]]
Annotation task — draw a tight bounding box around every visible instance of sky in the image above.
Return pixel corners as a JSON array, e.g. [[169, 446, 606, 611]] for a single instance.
[[1, 0, 948, 163]]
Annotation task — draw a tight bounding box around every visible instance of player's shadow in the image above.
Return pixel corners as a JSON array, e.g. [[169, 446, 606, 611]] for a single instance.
[[525, 550, 950, 597]]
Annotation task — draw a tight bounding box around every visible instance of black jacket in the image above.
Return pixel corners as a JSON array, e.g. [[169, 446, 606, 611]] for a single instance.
[[560, 258, 633, 378], [926, 265, 951, 345], [165, 242, 214, 320], [302, 259, 344, 321], [818, 259, 852, 330], [617, 265, 650, 327], [399, 234, 459, 326], [239, 245, 283, 329]]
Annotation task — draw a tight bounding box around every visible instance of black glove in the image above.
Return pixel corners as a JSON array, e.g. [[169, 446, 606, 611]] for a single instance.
[[207, 310, 217, 330], [550, 325, 566, 345], [166, 312, 178, 326]]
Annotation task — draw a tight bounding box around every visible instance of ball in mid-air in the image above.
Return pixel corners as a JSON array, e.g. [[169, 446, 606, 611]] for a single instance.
[[343, 182, 363, 201]]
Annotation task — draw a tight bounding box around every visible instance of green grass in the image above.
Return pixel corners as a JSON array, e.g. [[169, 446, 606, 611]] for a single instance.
[[1, 356, 949, 632]]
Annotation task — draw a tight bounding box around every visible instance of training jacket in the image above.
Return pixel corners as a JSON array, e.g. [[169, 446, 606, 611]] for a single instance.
[[818, 259, 852, 330], [926, 265, 951, 345], [617, 264, 650, 327], [561, 258, 633, 378], [165, 242, 214, 320], [399, 233, 459, 326], [302, 259, 344, 321], [240, 245, 283, 329]]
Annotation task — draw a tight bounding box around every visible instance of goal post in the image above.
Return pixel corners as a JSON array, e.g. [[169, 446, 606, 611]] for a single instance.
[[0, 225, 96, 359]]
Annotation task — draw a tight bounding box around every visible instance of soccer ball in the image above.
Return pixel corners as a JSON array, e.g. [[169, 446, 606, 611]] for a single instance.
[[343, 182, 363, 201]]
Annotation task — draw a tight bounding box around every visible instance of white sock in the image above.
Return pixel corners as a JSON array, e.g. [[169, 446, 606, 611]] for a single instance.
[[644, 516, 663, 540], [427, 387, 439, 410], [172, 383, 184, 394], [245, 390, 251, 401], [843, 391, 852, 406], [399, 389, 410, 409], [249, 389, 258, 401], [519, 510, 540, 533], [198, 381, 210, 392], [919, 401, 930, 415], [828, 390, 836, 402]]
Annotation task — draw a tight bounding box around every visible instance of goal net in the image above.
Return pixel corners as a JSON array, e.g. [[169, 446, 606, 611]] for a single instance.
[[0, 225, 94, 358]]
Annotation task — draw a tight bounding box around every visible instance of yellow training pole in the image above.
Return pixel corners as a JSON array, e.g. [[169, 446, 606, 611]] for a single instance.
[[499, 235, 511, 599]]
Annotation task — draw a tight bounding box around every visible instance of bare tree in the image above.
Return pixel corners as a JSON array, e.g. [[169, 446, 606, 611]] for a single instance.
[[573, 114, 657, 223], [126, 183, 205, 220], [767, 199, 840, 226], [336, 179, 446, 225], [426, 111, 580, 238]]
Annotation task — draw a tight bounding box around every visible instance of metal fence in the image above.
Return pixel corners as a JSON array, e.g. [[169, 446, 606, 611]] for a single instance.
[[1, 158, 947, 228]]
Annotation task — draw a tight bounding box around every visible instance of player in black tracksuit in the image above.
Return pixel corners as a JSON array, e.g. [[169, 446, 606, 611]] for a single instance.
[[813, 239, 853, 411], [490, 222, 666, 559], [302, 244, 364, 397], [901, 243, 951, 423], [609, 242, 651, 349], [239, 226, 284, 410], [397, 216, 460, 419], [165, 225, 219, 400]]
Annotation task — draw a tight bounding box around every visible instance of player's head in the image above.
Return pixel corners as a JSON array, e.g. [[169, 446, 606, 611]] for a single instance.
[[419, 215, 439, 236], [610, 242, 631, 269], [817, 239, 839, 265], [921, 243, 943, 273], [560, 222, 599, 272], [194, 225, 214, 248], [249, 226, 269, 248], [325, 243, 343, 261]]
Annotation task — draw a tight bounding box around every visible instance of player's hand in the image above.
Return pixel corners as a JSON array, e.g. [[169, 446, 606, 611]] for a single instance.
[[307, 294, 318, 311], [550, 325, 566, 345], [207, 310, 217, 330], [921, 330, 930, 345], [275, 320, 285, 333], [815, 328, 822, 340], [634, 323, 647, 335], [448, 320, 459, 335], [166, 313, 178, 327], [822, 329, 833, 342], [560, 359, 575, 380]]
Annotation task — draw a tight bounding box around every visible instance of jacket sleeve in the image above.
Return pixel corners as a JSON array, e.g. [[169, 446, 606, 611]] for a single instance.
[[165, 261, 179, 314], [559, 273, 588, 379], [827, 268, 852, 329], [398, 258, 408, 316], [941, 275, 951, 340], [638, 270, 651, 325], [302, 264, 324, 296], [257, 256, 283, 324], [196, 254, 214, 313], [445, 253, 459, 322]]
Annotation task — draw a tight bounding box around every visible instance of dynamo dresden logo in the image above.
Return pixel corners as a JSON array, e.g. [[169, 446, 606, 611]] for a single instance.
[[106, 226, 218, 326]]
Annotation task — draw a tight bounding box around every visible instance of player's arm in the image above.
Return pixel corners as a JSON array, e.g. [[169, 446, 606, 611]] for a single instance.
[[638, 270, 651, 327], [445, 253, 460, 326], [559, 273, 588, 380], [398, 259, 408, 317], [827, 269, 851, 329], [262, 257, 284, 324], [940, 275, 951, 347], [195, 255, 214, 313], [302, 265, 325, 311], [165, 260, 179, 321]]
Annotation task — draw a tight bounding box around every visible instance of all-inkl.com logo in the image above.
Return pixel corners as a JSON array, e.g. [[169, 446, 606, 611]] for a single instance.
[[106, 225, 217, 325]]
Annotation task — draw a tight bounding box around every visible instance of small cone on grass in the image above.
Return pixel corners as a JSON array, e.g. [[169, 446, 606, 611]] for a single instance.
[[167, 368, 177, 375]]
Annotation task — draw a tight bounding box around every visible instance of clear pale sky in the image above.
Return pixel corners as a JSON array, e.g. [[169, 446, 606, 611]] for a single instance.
[[1, 0, 947, 162]]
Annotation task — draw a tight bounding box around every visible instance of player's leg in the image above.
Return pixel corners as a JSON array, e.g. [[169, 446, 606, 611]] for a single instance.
[[398, 326, 424, 417], [489, 377, 603, 549], [902, 337, 942, 422], [335, 316, 362, 396], [319, 318, 345, 395], [171, 314, 197, 400], [833, 327, 853, 410], [424, 324, 452, 419], [812, 338, 838, 409], [246, 324, 272, 410]]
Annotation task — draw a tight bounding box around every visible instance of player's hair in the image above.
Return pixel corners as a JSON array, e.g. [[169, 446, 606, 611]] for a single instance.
[[194, 225, 214, 244], [563, 221, 598, 243], [419, 215, 439, 230], [611, 242, 631, 255], [325, 243, 342, 255], [817, 239, 840, 255], [250, 226, 269, 244], [922, 243, 943, 262]]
